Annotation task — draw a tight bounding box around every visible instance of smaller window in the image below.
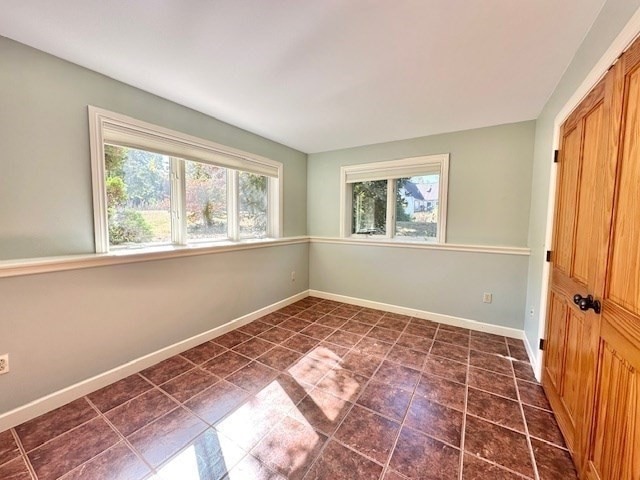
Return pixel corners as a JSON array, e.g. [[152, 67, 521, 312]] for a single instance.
[[340, 154, 449, 242]]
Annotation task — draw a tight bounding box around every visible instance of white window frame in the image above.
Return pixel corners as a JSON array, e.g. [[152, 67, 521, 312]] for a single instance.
[[339, 154, 449, 243], [88, 106, 283, 253]]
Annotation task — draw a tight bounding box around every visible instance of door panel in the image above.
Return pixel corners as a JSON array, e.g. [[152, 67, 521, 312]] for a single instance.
[[572, 103, 604, 285], [588, 340, 638, 480], [554, 124, 582, 275], [545, 291, 568, 392], [562, 309, 587, 429]]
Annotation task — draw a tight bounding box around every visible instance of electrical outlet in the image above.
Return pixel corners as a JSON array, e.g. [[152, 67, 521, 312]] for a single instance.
[[291, 271, 296, 282], [483, 293, 492, 304], [0, 354, 8, 375]]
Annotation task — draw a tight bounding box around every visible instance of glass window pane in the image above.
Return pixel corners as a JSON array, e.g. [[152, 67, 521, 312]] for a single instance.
[[185, 161, 228, 241], [352, 180, 387, 235], [396, 175, 439, 240], [105, 144, 171, 248], [238, 172, 268, 238]]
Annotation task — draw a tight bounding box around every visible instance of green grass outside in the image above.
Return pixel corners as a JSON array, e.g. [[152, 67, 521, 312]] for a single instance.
[[140, 210, 171, 242]]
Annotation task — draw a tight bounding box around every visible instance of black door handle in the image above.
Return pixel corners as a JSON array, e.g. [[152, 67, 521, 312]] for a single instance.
[[573, 294, 601, 314]]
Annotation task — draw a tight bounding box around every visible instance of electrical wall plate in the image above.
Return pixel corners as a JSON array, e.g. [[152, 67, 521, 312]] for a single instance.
[[0, 354, 8, 375]]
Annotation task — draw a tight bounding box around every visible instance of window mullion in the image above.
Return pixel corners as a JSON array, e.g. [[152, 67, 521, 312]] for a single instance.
[[170, 157, 186, 245], [346, 183, 353, 236], [266, 179, 273, 238], [228, 169, 239, 241], [386, 179, 395, 239], [267, 177, 279, 238]]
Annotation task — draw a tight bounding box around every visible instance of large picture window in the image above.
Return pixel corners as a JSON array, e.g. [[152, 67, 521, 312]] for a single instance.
[[90, 107, 282, 253], [341, 155, 449, 242]]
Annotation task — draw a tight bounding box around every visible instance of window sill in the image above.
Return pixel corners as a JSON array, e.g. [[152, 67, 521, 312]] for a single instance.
[[349, 235, 439, 243], [309, 236, 530, 256], [0, 236, 309, 279]]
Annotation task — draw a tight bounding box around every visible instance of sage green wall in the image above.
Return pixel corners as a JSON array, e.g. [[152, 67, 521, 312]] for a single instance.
[[0, 243, 309, 413], [524, 0, 640, 358], [307, 121, 536, 246], [310, 243, 529, 329], [0, 36, 309, 415], [0, 36, 307, 260], [306, 121, 535, 329]]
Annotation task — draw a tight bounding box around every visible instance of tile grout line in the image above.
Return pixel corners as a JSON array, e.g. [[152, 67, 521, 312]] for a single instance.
[[456, 334, 537, 480], [526, 432, 571, 452], [463, 411, 529, 438], [0, 432, 25, 470], [306, 314, 402, 476], [86, 375, 156, 417], [105, 385, 184, 436], [462, 451, 534, 479], [511, 353, 541, 480], [377, 321, 441, 478], [457, 332, 472, 480], [466, 383, 520, 402], [390, 314, 537, 478], [9, 428, 38, 480], [11, 406, 105, 456], [458, 334, 539, 479], [84, 396, 159, 477]]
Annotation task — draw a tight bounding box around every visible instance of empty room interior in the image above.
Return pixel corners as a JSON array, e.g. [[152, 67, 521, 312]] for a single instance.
[[1, 1, 640, 479]]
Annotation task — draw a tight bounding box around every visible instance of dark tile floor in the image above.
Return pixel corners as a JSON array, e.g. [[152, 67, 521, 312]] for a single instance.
[[0, 297, 578, 480]]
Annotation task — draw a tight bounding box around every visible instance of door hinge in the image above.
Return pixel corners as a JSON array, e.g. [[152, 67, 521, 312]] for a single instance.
[[539, 339, 546, 350], [553, 150, 559, 163], [546, 250, 552, 262]]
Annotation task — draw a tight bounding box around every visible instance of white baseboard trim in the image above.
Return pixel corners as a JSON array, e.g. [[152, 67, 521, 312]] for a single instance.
[[0, 290, 308, 432], [309, 289, 524, 340]]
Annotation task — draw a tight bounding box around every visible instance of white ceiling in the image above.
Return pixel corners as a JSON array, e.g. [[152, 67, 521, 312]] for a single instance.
[[0, 1, 605, 153]]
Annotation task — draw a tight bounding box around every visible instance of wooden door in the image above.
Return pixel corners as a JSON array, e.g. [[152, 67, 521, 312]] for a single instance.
[[543, 71, 613, 470], [583, 40, 640, 480]]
